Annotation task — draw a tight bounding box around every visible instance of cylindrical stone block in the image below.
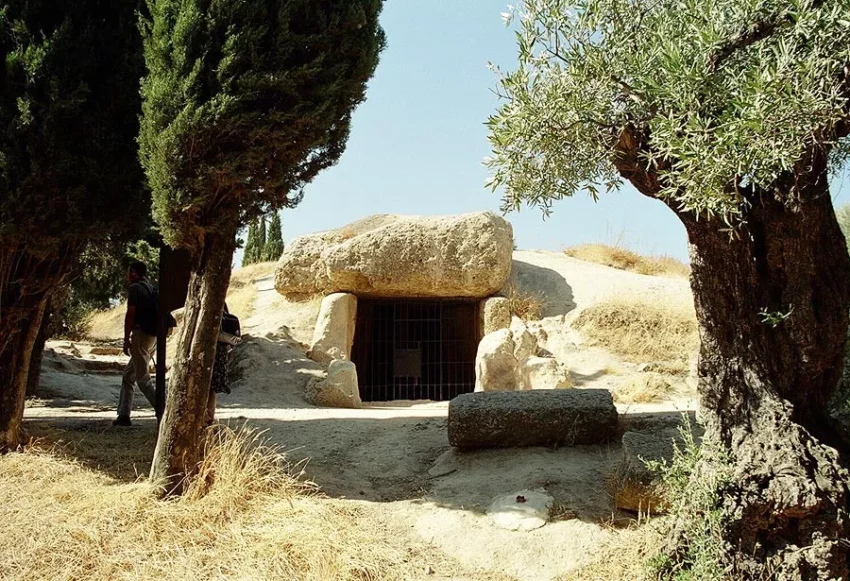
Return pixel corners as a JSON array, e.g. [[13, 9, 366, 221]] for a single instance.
[[448, 389, 618, 449]]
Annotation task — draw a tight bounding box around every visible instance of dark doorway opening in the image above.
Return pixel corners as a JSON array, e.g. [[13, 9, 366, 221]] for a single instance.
[[352, 299, 479, 402]]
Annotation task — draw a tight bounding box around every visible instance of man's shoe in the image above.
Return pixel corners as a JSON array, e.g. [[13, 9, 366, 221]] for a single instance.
[[112, 415, 132, 427]]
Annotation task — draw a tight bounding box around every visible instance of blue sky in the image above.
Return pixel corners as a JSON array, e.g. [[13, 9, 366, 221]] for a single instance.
[[237, 1, 850, 267]]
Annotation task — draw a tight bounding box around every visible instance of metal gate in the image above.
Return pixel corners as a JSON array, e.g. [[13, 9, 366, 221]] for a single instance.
[[351, 299, 479, 402]]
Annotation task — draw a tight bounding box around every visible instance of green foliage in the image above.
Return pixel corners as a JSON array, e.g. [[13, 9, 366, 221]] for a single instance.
[[0, 0, 147, 250], [53, 239, 161, 339], [487, 1, 850, 220], [242, 220, 261, 266], [263, 212, 284, 262], [139, 0, 386, 250], [645, 421, 733, 581]]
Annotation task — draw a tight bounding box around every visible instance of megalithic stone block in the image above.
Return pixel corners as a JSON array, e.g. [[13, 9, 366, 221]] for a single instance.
[[448, 389, 618, 449]]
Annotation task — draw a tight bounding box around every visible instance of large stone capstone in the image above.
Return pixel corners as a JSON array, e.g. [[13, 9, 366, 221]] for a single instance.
[[448, 390, 618, 449], [274, 213, 513, 299]]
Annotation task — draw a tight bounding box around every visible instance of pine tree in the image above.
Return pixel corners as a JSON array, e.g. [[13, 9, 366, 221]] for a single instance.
[[141, 0, 385, 491], [242, 220, 260, 266], [488, 1, 850, 575], [0, 0, 146, 450], [264, 212, 285, 262]]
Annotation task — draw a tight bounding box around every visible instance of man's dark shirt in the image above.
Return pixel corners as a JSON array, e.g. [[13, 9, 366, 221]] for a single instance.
[[128, 278, 158, 336]]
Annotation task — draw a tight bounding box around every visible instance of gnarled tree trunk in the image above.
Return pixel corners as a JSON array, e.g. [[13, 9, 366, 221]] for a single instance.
[[673, 180, 850, 577], [150, 227, 237, 494], [0, 245, 74, 451], [26, 305, 52, 397]]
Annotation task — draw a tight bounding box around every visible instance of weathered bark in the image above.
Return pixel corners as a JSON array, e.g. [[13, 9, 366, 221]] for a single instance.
[[676, 182, 850, 579], [150, 227, 237, 494], [26, 307, 51, 397], [0, 245, 73, 451], [613, 128, 850, 578]]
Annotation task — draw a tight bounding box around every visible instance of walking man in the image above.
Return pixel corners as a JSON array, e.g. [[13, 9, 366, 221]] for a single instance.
[[113, 261, 158, 426]]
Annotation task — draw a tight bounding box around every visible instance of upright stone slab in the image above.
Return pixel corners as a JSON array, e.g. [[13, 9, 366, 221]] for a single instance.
[[309, 293, 357, 364], [448, 389, 617, 449], [479, 297, 511, 336]]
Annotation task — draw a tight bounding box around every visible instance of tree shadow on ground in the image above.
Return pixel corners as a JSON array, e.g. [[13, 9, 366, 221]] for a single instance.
[[22, 409, 694, 528], [511, 259, 575, 318]]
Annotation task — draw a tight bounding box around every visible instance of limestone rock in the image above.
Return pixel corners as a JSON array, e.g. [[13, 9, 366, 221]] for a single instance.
[[474, 330, 519, 392], [448, 389, 618, 449], [309, 293, 357, 365], [487, 490, 553, 532], [306, 360, 362, 409], [614, 429, 700, 514], [520, 356, 573, 390], [275, 213, 513, 299], [479, 297, 511, 336]]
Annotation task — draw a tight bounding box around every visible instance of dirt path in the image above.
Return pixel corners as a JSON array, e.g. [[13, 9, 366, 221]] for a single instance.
[[25, 252, 697, 580]]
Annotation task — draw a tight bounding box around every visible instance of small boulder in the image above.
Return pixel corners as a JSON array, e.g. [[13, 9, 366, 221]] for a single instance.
[[487, 489, 554, 531], [309, 293, 357, 364], [520, 356, 573, 390], [474, 329, 519, 392], [306, 360, 362, 409]]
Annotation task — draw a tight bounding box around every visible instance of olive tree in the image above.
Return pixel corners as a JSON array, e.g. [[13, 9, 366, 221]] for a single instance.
[[487, 1, 850, 578], [140, 0, 385, 492]]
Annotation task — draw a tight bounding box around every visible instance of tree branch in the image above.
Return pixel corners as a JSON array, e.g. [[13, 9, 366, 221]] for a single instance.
[[706, 1, 824, 73]]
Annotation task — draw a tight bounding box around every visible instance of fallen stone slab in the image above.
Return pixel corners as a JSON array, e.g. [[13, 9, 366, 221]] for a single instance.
[[487, 489, 553, 532], [447, 389, 618, 449], [614, 428, 702, 515]]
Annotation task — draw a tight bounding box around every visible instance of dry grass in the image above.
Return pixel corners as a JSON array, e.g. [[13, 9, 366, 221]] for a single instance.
[[502, 282, 544, 321], [558, 522, 666, 581], [1, 423, 499, 581], [564, 244, 690, 278], [614, 372, 676, 404], [574, 299, 698, 364]]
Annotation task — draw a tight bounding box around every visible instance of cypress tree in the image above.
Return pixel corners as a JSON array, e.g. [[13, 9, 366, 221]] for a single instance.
[[242, 220, 260, 267], [257, 216, 267, 263], [0, 0, 146, 449], [141, 0, 385, 490], [264, 212, 285, 262]]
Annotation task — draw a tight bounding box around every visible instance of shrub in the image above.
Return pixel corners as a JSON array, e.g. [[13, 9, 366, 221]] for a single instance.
[[503, 282, 544, 321]]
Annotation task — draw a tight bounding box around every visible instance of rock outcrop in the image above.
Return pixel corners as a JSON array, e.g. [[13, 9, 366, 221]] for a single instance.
[[275, 213, 513, 299], [475, 321, 573, 392]]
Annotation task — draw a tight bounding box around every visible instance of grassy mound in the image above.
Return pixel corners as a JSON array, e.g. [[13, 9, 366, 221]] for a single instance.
[[564, 244, 689, 278]]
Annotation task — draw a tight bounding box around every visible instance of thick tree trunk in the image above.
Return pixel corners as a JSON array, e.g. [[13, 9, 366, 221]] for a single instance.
[[0, 245, 72, 451], [671, 180, 850, 578], [26, 307, 51, 397], [150, 227, 237, 494]]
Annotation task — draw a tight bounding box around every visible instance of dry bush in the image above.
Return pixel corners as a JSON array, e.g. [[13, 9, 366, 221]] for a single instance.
[[0, 424, 492, 581], [564, 244, 690, 278], [502, 282, 544, 321], [574, 299, 698, 364], [614, 372, 676, 404]]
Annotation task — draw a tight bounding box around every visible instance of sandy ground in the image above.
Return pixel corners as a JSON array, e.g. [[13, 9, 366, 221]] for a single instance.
[[25, 251, 697, 581]]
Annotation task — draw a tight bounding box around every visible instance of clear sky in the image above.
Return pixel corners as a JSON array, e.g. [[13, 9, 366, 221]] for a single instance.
[[236, 1, 850, 267]]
